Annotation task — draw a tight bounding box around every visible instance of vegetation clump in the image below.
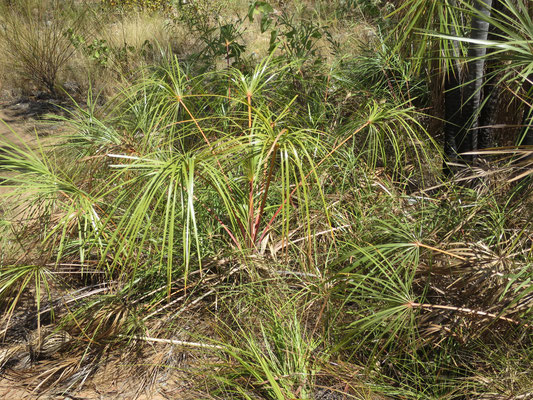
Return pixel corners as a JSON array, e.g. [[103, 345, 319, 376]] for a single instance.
[[0, 0, 531, 398]]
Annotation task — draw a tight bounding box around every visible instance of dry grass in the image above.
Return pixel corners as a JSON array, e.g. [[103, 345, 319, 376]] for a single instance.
[[103, 12, 177, 51], [61, 10, 193, 97], [0, 0, 374, 99]]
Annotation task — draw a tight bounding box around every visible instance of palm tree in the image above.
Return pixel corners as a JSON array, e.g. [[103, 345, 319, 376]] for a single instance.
[[392, 0, 532, 173], [444, 0, 533, 175]]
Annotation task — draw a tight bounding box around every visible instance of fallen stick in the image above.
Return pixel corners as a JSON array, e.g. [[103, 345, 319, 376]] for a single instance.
[[120, 334, 223, 350]]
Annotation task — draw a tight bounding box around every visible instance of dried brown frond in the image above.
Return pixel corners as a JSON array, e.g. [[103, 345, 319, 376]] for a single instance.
[[414, 238, 532, 342], [316, 359, 388, 400], [463, 147, 533, 184], [0, 325, 72, 372], [67, 299, 135, 345]]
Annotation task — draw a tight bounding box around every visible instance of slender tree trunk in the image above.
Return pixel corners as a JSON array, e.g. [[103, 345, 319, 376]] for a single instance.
[[478, 0, 505, 150], [444, 0, 493, 172], [519, 73, 533, 146], [456, 0, 493, 159], [478, 65, 499, 149], [443, 0, 464, 174]]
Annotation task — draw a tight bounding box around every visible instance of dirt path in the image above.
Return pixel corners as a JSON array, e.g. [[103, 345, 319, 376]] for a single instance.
[[0, 375, 177, 399], [0, 97, 58, 146], [0, 103, 40, 144]]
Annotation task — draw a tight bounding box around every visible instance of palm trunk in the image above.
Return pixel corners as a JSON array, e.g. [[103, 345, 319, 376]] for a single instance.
[[478, 66, 499, 149], [444, 0, 493, 172], [456, 0, 493, 159], [519, 73, 533, 146], [443, 63, 462, 174], [478, 0, 504, 150]]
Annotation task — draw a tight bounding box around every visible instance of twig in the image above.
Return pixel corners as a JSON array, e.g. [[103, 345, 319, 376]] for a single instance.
[[406, 302, 532, 328], [121, 335, 223, 350]]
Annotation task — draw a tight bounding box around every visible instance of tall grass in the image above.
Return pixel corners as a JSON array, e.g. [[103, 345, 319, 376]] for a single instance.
[[0, 0, 86, 94]]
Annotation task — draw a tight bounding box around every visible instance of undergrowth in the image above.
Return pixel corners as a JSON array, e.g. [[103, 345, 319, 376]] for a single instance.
[[0, 0, 531, 399]]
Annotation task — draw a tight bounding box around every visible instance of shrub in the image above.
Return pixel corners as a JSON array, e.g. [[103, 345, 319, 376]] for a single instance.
[[0, 0, 85, 95]]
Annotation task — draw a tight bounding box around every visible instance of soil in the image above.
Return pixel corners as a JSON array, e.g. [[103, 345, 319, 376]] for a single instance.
[[0, 373, 184, 399], [0, 100, 40, 197], [0, 95, 65, 190], [0, 95, 63, 141]]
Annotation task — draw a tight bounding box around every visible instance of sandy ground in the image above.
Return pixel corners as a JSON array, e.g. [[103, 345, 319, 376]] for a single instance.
[[0, 348, 193, 399], [0, 102, 40, 197], [0, 104, 39, 141], [0, 377, 178, 399]]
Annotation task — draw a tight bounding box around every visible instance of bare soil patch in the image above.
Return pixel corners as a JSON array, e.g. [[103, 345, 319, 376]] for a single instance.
[[0, 100, 42, 197]]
